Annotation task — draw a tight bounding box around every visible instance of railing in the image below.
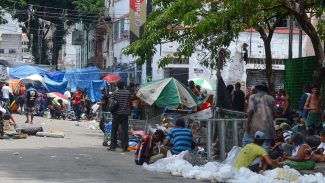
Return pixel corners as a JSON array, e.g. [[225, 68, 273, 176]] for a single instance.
[[189, 108, 247, 160]]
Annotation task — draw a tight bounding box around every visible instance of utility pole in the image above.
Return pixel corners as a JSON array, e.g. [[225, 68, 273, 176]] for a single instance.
[[288, 16, 294, 59], [298, 24, 303, 57]]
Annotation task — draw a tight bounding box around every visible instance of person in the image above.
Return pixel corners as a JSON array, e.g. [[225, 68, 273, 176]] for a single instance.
[[280, 132, 315, 170], [188, 80, 200, 97], [304, 84, 323, 134], [162, 119, 193, 155], [99, 87, 110, 133], [270, 125, 285, 159], [108, 81, 131, 152], [311, 130, 325, 162], [17, 83, 26, 114], [235, 131, 282, 172], [1, 83, 11, 106], [135, 129, 165, 165], [196, 85, 201, 93], [0, 101, 16, 128], [292, 117, 307, 137], [305, 127, 321, 149], [226, 84, 234, 99], [232, 82, 245, 112], [49, 98, 66, 119], [281, 123, 295, 155], [73, 88, 82, 121], [243, 82, 276, 153], [25, 84, 38, 124], [64, 87, 72, 112], [279, 89, 293, 125], [244, 87, 255, 112], [299, 84, 311, 120]]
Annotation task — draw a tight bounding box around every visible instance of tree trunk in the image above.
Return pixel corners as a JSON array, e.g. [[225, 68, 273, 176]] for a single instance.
[[264, 40, 275, 96], [294, 13, 325, 86]]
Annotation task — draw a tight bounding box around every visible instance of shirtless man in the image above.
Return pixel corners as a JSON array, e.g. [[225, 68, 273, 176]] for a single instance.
[[304, 84, 323, 134]]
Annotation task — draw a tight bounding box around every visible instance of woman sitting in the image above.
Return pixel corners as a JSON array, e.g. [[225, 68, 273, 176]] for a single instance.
[[280, 132, 315, 170]]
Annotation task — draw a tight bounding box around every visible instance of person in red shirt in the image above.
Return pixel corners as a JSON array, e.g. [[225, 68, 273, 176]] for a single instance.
[[73, 88, 82, 121], [188, 80, 200, 97]]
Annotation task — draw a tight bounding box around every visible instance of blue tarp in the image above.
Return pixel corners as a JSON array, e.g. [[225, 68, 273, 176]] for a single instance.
[[64, 67, 101, 91], [44, 76, 68, 94], [8, 65, 65, 82], [9, 65, 49, 79]]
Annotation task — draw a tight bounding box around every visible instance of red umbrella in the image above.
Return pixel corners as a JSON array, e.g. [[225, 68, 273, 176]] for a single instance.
[[103, 74, 121, 83]]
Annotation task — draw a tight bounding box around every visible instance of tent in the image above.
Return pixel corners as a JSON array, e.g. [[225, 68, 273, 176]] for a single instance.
[[9, 65, 50, 79], [44, 76, 68, 94], [64, 66, 101, 92], [19, 74, 49, 90]]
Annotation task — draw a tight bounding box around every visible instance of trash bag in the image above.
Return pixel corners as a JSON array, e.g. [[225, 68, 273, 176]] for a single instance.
[[222, 146, 242, 166]]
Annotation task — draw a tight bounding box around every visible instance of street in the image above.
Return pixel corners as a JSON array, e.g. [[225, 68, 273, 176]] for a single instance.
[[0, 114, 199, 183]]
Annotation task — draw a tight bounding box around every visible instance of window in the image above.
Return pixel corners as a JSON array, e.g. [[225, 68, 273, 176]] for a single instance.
[[0, 49, 4, 54], [114, 20, 120, 40], [169, 57, 189, 64], [21, 41, 28, 45], [9, 49, 16, 54], [22, 48, 29, 52], [120, 19, 125, 36]]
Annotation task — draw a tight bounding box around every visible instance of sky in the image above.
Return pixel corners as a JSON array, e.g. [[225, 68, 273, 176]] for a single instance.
[[0, 12, 22, 34]]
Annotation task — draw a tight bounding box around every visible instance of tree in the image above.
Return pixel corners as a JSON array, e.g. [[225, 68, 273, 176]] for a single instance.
[[279, 0, 325, 85], [123, 0, 241, 74], [1, 0, 103, 68]]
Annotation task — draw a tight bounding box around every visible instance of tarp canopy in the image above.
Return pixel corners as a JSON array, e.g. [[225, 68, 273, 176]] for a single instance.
[[19, 74, 49, 90], [44, 76, 68, 94], [9, 65, 50, 79], [8, 65, 65, 82], [77, 80, 108, 102], [64, 66, 101, 92]]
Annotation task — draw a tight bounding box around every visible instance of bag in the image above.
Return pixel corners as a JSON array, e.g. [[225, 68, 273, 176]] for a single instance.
[[109, 99, 119, 113]]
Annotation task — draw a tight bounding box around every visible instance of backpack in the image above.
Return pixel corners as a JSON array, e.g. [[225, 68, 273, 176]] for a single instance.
[[109, 99, 119, 113]]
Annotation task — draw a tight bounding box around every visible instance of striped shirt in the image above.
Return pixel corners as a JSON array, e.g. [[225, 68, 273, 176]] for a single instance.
[[166, 127, 193, 155], [112, 89, 131, 115]]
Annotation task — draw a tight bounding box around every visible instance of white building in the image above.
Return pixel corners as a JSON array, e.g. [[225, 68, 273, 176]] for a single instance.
[[61, 23, 96, 69]]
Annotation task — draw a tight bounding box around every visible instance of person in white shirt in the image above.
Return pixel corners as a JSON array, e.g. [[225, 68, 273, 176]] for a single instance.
[[1, 83, 11, 105], [64, 87, 72, 112]]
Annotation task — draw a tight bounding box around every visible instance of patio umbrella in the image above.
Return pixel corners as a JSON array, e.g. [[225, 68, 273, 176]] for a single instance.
[[47, 92, 69, 105], [189, 78, 216, 91], [137, 78, 200, 109], [102, 74, 121, 83]]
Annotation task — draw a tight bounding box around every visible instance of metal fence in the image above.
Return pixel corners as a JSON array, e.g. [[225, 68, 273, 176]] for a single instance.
[[189, 108, 247, 160]]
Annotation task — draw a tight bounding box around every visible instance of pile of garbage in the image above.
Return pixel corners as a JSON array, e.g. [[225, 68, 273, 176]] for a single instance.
[[143, 151, 325, 183]]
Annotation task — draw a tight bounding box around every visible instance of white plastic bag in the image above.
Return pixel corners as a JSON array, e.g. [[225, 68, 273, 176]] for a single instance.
[[222, 146, 242, 166]]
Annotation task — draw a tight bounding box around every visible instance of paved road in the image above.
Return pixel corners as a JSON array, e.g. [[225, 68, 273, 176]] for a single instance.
[[0, 114, 199, 183]]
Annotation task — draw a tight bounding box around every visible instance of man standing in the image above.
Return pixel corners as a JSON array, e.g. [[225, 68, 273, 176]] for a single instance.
[[304, 84, 323, 134], [25, 84, 38, 124], [73, 88, 82, 121], [243, 82, 276, 153], [64, 87, 72, 112], [1, 82, 11, 106], [108, 81, 131, 152], [233, 82, 245, 112]]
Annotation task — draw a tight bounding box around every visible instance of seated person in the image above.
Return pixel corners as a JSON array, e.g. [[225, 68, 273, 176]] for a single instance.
[[305, 127, 320, 149], [135, 129, 165, 165], [234, 131, 282, 172], [270, 125, 285, 159], [280, 132, 315, 170], [282, 127, 295, 155], [49, 98, 65, 119], [162, 119, 193, 155], [0, 101, 16, 128], [292, 117, 307, 137], [311, 130, 325, 162]]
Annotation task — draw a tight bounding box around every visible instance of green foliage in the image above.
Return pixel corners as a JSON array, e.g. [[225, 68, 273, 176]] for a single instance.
[[72, 0, 105, 13], [123, 0, 241, 69]]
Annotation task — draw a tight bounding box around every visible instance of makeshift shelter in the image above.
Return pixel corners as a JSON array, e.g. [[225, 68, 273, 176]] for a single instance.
[[64, 67, 100, 91], [9, 65, 50, 79], [44, 76, 68, 94], [19, 74, 49, 90]]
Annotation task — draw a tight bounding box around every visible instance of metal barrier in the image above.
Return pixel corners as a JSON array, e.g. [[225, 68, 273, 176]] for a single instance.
[[206, 118, 247, 160]]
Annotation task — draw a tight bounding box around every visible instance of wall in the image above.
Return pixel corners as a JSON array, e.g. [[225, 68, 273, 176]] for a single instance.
[[0, 33, 22, 62]]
